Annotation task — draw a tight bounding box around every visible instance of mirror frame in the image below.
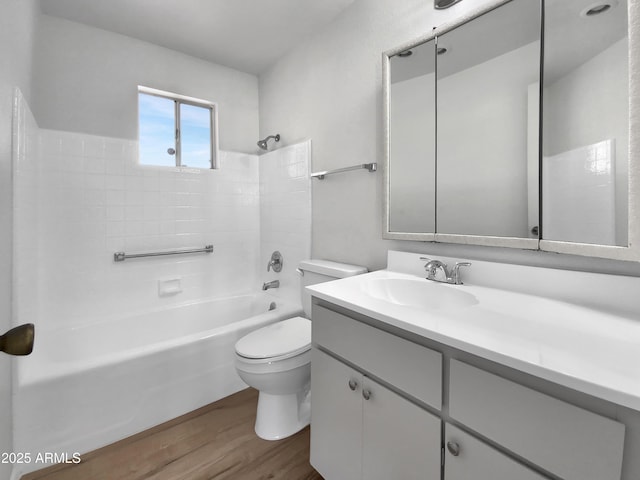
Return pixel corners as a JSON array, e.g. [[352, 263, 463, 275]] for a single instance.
[[382, 0, 640, 262]]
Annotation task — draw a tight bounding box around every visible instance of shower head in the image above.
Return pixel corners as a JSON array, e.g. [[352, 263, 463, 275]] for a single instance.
[[257, 134, 280, 150]]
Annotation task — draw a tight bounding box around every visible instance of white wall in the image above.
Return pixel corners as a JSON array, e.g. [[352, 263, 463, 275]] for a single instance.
[[33, 15, 259, 153], [259, 0, 640, 276], [0, 1, 37, 478], [437, 42, 539, 238], [389, 73, 436, 233], [544, 38, 629, 246]]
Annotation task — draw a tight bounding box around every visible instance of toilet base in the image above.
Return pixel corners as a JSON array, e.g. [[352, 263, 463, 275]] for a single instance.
[[254, 386, 311, 440]]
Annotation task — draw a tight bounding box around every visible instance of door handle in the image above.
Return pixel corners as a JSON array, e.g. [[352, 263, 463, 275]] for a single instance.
[[0, 324, 34, 356]]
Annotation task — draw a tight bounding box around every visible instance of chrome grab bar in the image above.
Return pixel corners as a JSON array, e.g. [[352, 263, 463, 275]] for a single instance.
[[114, 245, 213, 262], [311, 163, 377, 180]]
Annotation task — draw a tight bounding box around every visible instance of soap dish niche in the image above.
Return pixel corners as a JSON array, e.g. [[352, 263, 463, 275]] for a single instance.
[[158, 277, 182, 297]]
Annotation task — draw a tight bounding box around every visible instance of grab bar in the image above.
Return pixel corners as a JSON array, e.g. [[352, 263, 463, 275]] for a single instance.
[[114, 245, 213, 262], [311, 163, 377, 180]]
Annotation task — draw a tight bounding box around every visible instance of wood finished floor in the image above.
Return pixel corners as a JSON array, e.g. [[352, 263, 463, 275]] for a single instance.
[[23, 388, 323, 480]]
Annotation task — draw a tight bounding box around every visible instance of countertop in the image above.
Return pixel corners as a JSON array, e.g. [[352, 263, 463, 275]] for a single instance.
[[308, 268, 640, 411]]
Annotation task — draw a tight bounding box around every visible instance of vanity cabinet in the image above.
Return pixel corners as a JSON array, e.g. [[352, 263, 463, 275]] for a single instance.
[[310, 348, 441, 480], [449, 359, 625, 480], [310, 304, 443, 480], [310, 301, 628, 480], [444, 423, 547, 480], [311, 304, 442, 409]]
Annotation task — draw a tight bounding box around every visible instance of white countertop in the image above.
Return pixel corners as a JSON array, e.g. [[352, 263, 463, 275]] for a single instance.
[[308, 268, 640, 411]]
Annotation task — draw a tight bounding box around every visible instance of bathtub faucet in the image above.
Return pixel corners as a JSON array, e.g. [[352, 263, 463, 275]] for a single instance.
[[262, 280, 280, 291]]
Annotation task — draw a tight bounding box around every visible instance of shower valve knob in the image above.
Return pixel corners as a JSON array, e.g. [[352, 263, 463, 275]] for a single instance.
[[267, 251, 283, 272]]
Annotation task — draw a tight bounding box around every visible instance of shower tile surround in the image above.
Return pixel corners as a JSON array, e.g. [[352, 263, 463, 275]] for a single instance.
[[13, 90, 40, 333], [14, 96, 311, 333], [260, 141, 312, 303]]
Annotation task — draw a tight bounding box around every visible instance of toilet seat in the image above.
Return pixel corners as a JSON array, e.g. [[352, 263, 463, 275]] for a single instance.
[[236, 349, 310, 375], [235, 317, 311, 362]]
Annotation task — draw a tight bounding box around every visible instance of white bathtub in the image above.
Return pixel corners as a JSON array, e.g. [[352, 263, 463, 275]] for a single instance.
[[12, 293, 302, 477]]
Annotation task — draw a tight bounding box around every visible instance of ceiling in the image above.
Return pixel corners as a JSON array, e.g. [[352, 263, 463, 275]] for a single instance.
[[38, 0, 356, 75], [390, 0, 627, 85]]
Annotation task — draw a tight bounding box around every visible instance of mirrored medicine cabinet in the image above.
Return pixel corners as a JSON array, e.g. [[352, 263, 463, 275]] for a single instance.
[[383, 0, 639, 261]]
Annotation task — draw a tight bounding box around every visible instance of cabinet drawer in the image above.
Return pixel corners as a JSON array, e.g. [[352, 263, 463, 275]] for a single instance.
[[312, 303, 442, 409], [445, 423, 548, 480], [449, 359, 625, 480]]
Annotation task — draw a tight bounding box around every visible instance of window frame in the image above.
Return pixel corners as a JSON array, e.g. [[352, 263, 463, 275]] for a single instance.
[[138, 85, 219, 169]]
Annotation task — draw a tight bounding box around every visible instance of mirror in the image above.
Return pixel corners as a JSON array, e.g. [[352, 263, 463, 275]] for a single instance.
[[384, 0, 541, 243], [436, 0, 541, 238], [384, 0, 638, 261], [388, 39, 436, 234], [542, 0, 628, 247]]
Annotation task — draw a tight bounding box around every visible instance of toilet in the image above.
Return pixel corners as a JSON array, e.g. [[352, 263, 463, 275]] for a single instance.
[[235, 259, 367, 440]]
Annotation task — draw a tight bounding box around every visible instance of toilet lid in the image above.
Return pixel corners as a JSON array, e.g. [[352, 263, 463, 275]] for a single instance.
[[235, 317, 311, 359]]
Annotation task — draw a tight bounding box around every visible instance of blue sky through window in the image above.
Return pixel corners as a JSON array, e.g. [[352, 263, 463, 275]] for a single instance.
[[139, 93, 176, 167], [180, 103, 212, 168], [138, 92, 212, 168]]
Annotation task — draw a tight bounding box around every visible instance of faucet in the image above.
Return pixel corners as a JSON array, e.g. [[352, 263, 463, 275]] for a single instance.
[[420, 257, 471, 285], [262, 280, 280, 291]]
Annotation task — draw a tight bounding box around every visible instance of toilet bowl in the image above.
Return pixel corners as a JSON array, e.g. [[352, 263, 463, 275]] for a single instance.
[[235, 259, 367, 440], [235, 317, 311, 440]]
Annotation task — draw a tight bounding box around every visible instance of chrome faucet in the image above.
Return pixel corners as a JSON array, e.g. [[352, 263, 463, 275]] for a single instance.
[[420, 257, 471, 285], [262, 280, 280, 291]]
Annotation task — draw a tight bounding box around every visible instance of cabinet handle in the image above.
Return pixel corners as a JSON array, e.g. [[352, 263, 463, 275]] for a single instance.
[[446, 441, 460, 457], [362, 389, 372, 400], [348, 379, 358, 391]]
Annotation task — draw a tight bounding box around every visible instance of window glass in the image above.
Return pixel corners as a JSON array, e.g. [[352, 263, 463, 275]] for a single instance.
[[138, 87, 217, 169], [138, 93, 176, 167], [180, 102, 212, 169]]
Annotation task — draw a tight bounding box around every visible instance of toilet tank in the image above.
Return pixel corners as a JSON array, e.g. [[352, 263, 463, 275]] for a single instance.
[[298, 260, 367, 317]]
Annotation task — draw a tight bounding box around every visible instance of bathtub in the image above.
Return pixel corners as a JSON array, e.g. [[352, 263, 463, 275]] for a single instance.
[[12, 293, 302, 477]]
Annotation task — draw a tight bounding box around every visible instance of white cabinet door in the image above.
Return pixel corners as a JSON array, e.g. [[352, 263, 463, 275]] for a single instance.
[[310, 348, 362, 480], [362, 376, 441, 480], [445, 423, 549, 480]]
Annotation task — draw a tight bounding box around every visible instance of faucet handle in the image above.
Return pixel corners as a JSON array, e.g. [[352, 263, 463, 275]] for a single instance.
[[452, 262, 471, 285], [419, 257, 432, 269], [421, 257, 444, 280], [267, 251, 283, 272]]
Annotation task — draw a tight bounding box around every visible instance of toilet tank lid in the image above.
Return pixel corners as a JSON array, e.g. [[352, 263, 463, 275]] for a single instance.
[[298, 259, 367, 278]]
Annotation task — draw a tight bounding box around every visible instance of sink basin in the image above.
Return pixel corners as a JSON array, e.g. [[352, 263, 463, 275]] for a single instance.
[[360, 277, 478, 310]]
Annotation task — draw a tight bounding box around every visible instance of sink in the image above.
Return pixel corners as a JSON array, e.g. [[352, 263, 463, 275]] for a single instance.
[[360, 277, 478, 310]]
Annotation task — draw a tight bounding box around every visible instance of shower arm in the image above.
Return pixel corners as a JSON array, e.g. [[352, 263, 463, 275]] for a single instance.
[[257, 134, 281, 149]]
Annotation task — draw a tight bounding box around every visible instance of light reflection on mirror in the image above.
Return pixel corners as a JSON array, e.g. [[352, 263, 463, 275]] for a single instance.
[[436, 0, 541, 238], [542, 0, 628, 247], [389, 39, 436, 233]]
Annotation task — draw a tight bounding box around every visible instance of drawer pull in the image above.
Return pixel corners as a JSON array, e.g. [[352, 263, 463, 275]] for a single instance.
[[348, 379, 358, 391], [362, 389, 372, 400], [447, 441, 461, 457]]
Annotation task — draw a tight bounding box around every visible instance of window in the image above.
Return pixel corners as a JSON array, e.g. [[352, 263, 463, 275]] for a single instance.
[[138, 86, 219, 169]]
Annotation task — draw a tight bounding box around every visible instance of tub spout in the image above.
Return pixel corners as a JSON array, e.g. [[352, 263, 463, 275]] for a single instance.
[[262, 280, 280, 291]]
